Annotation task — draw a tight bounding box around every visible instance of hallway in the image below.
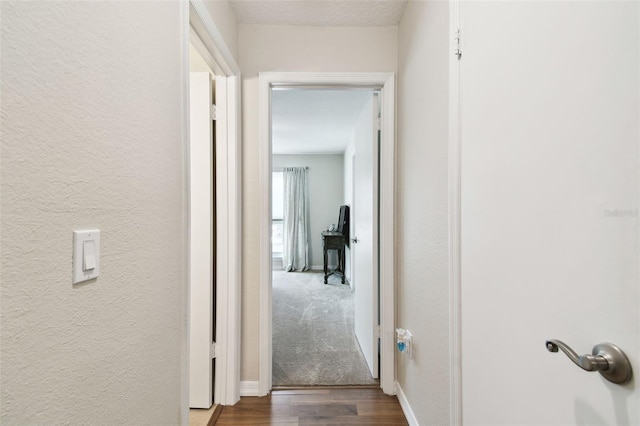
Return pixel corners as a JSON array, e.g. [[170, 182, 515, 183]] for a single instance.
[[215, 388, 407, 425], [2, 1, 639, 424]]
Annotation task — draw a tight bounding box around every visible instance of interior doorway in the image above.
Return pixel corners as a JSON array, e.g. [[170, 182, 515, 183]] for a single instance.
[[188, 52, 216, 408], [269, 88, 380, 387], [186, 0, 242, 408], [258, 72, 396, 396]]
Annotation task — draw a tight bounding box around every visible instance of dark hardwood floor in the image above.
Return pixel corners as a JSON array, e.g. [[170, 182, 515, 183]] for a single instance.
[[215, 387, 408, 425]]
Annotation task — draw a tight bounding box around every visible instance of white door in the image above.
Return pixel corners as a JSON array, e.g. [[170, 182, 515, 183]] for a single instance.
[[459, 2, 639, 424], [189, 72, 215, 409], [353, 92, 379, 378]]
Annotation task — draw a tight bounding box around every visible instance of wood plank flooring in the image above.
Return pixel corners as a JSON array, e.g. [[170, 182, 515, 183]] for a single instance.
[[215, 388, 408, 425]]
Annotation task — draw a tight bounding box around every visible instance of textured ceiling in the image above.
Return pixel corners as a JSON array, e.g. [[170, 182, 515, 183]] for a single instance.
[[272, 89, 373, 155], [230, 0, 408, 26]]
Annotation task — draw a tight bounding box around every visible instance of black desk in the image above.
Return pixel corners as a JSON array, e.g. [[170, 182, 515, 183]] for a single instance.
[[321, 231, 346, 284]]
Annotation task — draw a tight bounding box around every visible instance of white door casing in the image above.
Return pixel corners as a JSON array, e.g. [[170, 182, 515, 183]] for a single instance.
[[353, 92, 380, 378], [456, 2, 639, 424], [258, 72, 396, 396]]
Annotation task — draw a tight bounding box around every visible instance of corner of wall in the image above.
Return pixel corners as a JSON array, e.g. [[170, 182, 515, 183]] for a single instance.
[[396, 382, 420, 426]]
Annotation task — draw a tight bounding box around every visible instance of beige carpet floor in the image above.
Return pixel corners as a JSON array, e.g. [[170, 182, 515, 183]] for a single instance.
[[272, 270, 377, 386]]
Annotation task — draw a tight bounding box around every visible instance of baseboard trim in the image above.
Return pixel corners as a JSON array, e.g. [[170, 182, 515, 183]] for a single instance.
[[396, 382, 419, 426], [239, 381, 260, 396]]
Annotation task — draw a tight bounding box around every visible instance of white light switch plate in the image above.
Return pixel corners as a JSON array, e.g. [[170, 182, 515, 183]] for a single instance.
[[73, 229, 100, 284]]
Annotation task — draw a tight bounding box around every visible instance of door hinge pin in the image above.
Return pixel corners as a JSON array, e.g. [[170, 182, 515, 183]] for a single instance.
[[454, 29, 462, 60], [211, 104, 217, 121], [211, 342, 217, 359]]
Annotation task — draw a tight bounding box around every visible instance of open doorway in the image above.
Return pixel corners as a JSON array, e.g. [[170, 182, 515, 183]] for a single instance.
[[258, 73, 396, 396], [270, 88, 380, 386], [186, 0, 242, 408], [188, 43, 216, 408]]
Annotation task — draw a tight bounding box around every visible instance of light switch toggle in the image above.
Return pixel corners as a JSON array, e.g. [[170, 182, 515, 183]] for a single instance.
[[73, 229, 100, 284], [83, 241, 96, 271]]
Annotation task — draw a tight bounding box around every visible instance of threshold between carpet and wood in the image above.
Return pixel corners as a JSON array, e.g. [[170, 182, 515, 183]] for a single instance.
[[189, 404, 221, 426], [272, 270, 377, 387]]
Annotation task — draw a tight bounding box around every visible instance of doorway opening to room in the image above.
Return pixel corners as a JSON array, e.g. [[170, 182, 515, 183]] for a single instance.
[[270, 88, 380, 387], [186, 0, 241, 410], [258, 72, 396, 397]]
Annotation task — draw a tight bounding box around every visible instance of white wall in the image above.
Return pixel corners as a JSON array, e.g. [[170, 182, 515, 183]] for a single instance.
[[273, 154, 344, 269], [239, 24, 397, 381], [396, 2, 451, 424], [1, 2, 186, 424]]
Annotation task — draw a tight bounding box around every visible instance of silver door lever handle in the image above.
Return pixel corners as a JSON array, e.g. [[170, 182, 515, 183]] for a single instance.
[[545, 339, 608, 371], [545, 339, 632, 384]]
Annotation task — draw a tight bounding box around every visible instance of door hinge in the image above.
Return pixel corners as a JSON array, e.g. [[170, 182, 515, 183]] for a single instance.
[[376, 117, 382, 131], [210, 104, 217, 121], [375, 324, 381, 339], [211, 342, 217, 359], [454, 29, 462, 60]]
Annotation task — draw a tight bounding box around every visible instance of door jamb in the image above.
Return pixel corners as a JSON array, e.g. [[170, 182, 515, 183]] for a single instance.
[[258, 72, 396, 396], [185, 0, 242, 407], [449, 0, 463, 424]]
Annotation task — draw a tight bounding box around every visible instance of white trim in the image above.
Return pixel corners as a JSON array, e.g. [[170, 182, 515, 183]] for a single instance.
[[259, 72, 396, 396], [187, 0, 241, 407], [449, 1, 463, 424], [189, 26, 219, 76], [396, 382, 419, 426], [369, 91, 381, 379], [214, 74, 229, 406], [258, 74, 273, 396], [378, 74, 396, 396], [179, 2, 191, 424], [226, 75, 242, 405], [239, 381, 260, 397], [189, 0, 240, 76]]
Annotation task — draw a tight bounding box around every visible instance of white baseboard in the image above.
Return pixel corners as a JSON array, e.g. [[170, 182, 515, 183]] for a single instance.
[[239, 381, 260, 397], [396, 382, 419, 426]]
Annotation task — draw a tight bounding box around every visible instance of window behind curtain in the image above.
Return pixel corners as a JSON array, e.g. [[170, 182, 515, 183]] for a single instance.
[[272, 171, 284, 257]]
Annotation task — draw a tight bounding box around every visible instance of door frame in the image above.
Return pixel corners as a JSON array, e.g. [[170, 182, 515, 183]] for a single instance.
[[184, 0, 242, 407], [449, 1, 463, 424], [258, 72, 396, 396]]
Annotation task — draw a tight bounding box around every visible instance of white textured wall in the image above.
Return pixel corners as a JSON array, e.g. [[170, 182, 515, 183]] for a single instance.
[[1, 2, 186, 424], [239, 24, 397, 381], [273, 155, 344, 270], [397, 2, 451, 424]]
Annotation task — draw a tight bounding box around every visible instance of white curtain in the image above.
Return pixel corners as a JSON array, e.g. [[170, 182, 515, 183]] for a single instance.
[[283, 167, 309, 272]]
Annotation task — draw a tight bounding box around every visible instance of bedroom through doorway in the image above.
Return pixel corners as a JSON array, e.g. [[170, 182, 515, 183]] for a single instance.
[[270, 88, 380, 387]]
